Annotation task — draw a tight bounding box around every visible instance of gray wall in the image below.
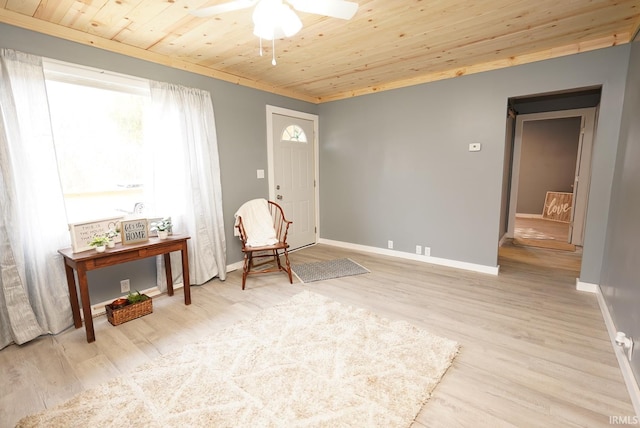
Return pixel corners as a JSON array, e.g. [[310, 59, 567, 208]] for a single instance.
[[600, 39, 640, 381], [516, 117, 581, 214], [319, 45, 630, 280], [0, 23, 317, 304]]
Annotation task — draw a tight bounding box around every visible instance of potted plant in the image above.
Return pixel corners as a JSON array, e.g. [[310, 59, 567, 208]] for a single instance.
[[127, 290, 150, 304], [89, 235, 110, 253], [150, 217, 172, 239], [105, 227, 119, 248]]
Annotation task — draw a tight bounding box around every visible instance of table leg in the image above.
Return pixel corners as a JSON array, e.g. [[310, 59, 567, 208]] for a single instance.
[[181, 242, 191, 305], [76, 265, 95, 343], [164, 253, 173, 296], [63, 262, 82, 329]]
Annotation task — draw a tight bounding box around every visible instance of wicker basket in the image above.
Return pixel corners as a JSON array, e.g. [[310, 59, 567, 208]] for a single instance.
[[106, 296, 153, 326]]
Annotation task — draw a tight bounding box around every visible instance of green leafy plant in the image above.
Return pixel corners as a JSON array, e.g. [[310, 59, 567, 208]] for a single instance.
[[150, 217, 172, 233], [127, 290, 149, 304], [89, 235, 110, 247]]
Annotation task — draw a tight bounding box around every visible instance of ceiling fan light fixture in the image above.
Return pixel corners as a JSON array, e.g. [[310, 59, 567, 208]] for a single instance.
[[252, 0, 302, 40], [278, 4, 302, 37], [192, 0, 358, 65]]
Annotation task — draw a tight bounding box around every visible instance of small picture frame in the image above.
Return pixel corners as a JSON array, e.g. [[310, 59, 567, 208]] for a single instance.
[[147, 217, 162, 237], [120, 219, 149, 245]]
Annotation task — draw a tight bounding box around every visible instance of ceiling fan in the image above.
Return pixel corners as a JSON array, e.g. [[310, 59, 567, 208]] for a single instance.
[[191, 0, 359, 64]]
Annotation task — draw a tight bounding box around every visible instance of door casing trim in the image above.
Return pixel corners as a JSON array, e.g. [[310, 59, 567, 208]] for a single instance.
[[507, 107, 596, 245]]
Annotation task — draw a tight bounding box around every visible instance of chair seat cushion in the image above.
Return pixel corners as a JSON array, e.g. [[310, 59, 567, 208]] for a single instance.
[[242, 242, 288, 252]]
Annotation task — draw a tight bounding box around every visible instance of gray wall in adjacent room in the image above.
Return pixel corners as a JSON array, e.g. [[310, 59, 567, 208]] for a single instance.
[[600, 39, 640, 382], [516, 117, 581, 215], [318, 45, 630, 281], [0, 23, 317, 304]]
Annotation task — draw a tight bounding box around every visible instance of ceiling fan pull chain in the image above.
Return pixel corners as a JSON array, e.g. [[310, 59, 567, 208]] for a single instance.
[[272, 38, 276, 65]]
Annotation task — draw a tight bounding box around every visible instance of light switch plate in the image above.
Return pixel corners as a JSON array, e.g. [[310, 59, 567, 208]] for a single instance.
[[257, 169, 265, 179]]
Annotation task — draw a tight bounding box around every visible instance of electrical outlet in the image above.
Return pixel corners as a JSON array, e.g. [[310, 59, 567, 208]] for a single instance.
[[416, 245, 422, 254], [424, 246, 431, 257], [387, 240, 393, 249], [120, 279, 130, 293]]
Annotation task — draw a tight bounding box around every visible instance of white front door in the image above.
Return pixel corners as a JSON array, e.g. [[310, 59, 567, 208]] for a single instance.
[[267, 106, 318, 250]]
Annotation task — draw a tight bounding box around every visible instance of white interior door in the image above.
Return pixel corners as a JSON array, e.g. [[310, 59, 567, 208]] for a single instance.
[[267, 106, 318, 250], [569, 109, 595, 246], [507, 107, 596, 246]]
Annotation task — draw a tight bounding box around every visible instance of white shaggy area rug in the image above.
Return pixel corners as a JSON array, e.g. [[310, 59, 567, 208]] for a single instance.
[[18, 291, 459, 428]]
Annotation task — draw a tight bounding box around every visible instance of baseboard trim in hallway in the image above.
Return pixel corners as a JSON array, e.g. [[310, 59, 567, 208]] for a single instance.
[[318, 238, 500, 275], [596, 285, 640, 416]]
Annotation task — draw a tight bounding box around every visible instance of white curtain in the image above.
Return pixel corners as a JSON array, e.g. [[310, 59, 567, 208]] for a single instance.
[[0, 49, 73, 350], [145, 81, 226, 288]]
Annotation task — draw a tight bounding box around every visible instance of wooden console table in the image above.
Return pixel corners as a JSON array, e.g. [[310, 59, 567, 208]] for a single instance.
[[58, 235, 191, 343]]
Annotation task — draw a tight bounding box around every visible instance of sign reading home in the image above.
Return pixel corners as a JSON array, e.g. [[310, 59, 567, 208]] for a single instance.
[[120, 219, 149, 245], [542, 191, 573, 223]]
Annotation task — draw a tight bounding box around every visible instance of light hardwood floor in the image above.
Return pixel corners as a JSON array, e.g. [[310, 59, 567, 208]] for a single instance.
[[0, 243, 634, 427], [514, 216, 576, 252]]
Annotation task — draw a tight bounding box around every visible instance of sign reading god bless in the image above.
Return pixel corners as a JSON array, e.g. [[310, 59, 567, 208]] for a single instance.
[[120, 219, 149, 245]]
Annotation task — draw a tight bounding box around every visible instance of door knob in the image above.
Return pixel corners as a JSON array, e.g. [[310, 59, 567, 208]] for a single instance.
[[276, 195, 283, 200]]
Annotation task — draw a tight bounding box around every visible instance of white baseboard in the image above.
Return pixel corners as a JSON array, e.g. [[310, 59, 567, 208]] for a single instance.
[[515, 213, 544, 219], [318, 238, 500, 275], [226, 260, 243, 272], [576, 279, 598, 293], [595, 285, 640, 416]]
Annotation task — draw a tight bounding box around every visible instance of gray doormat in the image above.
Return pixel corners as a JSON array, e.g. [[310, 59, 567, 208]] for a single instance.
[[291, 258, 370, 284]]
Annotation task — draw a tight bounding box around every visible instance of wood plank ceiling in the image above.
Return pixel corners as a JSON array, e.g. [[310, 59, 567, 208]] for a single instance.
[[1, 0, 639, 103]]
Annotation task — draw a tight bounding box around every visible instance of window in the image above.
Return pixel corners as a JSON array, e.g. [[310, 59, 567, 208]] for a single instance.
[[281, 124, 307, 142], [43, 60, 151, 223]]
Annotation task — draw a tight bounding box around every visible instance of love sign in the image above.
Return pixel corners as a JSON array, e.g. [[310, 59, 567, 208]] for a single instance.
[[542, 192, 573, 223]]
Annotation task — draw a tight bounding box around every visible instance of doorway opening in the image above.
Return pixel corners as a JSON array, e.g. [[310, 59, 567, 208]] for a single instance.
[[501, 87, 601, 255]]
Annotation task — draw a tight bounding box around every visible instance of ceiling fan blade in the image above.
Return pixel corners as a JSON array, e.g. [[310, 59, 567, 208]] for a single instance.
[[190, 0, 258, 17], [288, 0, 358, 20]]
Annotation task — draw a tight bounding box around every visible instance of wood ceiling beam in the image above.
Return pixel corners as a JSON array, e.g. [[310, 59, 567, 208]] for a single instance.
[[632, 13, 640, 41], [318, 33, 629, 103]]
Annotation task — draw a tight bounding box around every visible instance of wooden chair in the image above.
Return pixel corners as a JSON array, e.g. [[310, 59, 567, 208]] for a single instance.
[[235, 200, 293, 290]]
